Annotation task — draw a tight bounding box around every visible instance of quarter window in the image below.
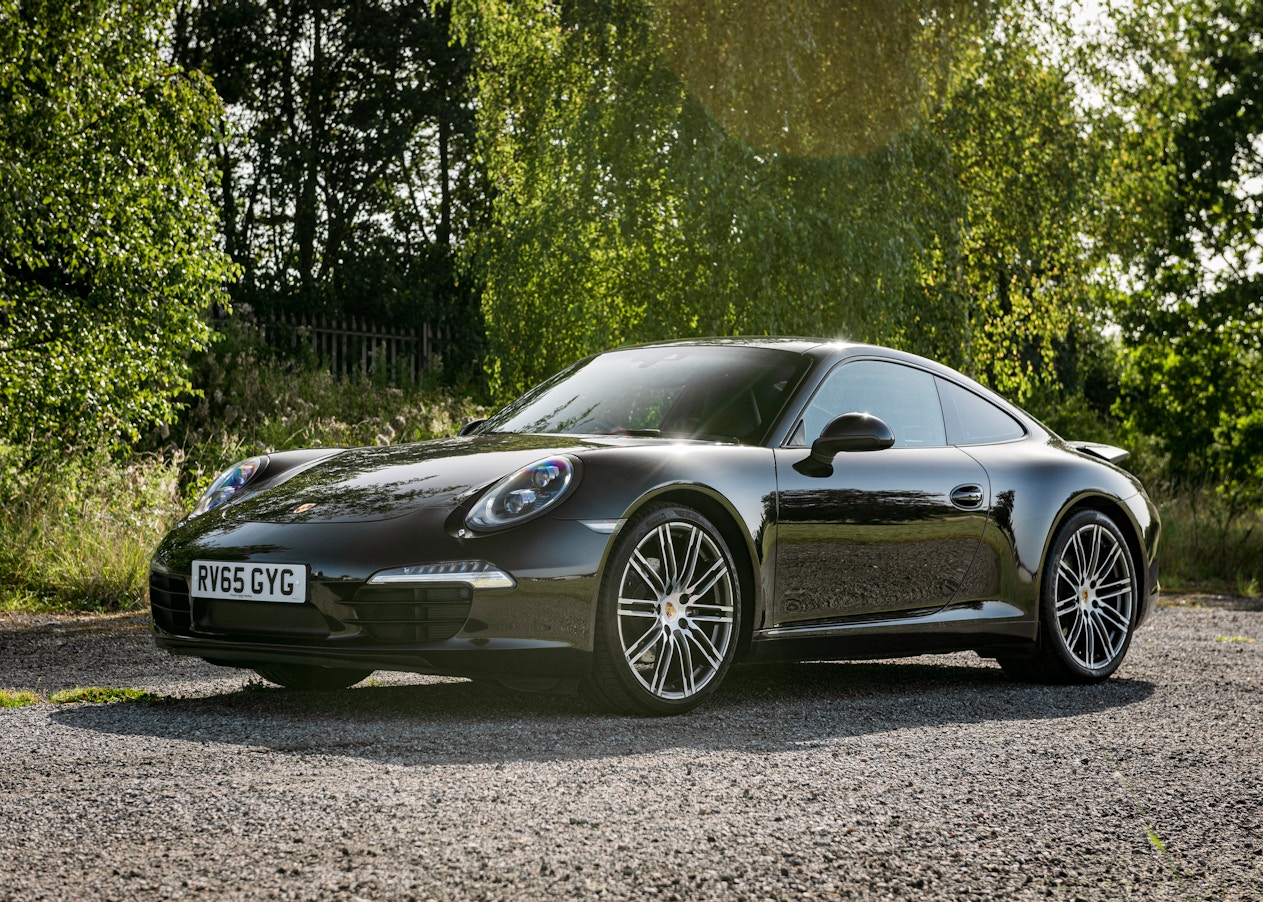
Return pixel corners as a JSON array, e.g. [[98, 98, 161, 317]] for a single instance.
[[796, 360, 947, 448], [936, 378, 1026, 445]]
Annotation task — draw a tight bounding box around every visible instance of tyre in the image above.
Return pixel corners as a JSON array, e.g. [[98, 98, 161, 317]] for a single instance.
[[584, 504, 742, 715], [1000, 509, 1138, 683], [253, 663, 374, 690]]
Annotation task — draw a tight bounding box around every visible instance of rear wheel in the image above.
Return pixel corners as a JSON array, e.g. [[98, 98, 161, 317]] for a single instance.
[[1000, 510, 1138, 683], [253, 664, 373, 690], [584, 504, 741, 715]]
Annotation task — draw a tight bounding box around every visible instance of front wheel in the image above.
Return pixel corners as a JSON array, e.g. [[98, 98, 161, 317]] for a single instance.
[[1000, 510, 1138, 683], [253, 664, 374, 690], [584, 504, 742, 715]]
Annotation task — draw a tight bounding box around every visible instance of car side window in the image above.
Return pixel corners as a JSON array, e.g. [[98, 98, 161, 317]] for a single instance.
[[796, 360, 947, 448], [936, 378, 1026, 444]]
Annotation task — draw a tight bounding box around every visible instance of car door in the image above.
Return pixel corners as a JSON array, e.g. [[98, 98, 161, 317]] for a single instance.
[[770, 358, 989, 625]]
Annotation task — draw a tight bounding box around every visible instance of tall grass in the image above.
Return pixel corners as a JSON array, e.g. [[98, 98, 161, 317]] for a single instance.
[[0, 327, 489, 612], [1157, 492, 1263, 597], [168, 317, 489, 489], [0, 449, 185, 611]]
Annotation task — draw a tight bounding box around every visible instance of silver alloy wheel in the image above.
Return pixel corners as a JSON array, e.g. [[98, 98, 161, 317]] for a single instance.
[[1053, 522, 1135, 670], [615, 520, 736, 700]]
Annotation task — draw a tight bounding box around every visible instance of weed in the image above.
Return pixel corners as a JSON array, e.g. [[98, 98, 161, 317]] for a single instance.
[[1111, 764, 1194, 892], [0, 449, 185, 612], [48, 687, 163, 705], [0, 690, 39, 707], [1155, 490, 1263, 597], [1, 340, 489, 613]]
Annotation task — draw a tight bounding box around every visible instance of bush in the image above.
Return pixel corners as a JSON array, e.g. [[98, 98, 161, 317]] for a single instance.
[[1, 323, 491, 613], [0, 447, 185, 611], [1156, 489, 1263, 598], [158, 318, 489, 491], [1002, 386, 1262, 598]]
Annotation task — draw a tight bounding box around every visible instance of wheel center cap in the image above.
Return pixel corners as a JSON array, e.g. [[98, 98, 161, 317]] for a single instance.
[[664, 600, 678, 620]]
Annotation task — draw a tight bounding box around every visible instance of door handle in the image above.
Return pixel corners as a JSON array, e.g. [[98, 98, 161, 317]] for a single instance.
[[950, 485, 985, 510]]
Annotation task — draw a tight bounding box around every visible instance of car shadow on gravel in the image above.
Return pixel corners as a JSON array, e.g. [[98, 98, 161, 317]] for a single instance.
[[49, 658, 1156, 766]]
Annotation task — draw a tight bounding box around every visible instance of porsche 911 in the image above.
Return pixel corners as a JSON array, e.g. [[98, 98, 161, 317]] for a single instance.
[[150, 339, 1160, 714]]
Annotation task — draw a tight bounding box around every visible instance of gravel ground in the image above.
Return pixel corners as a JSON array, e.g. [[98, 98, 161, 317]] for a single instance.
[[1, 598, 1260, 901]]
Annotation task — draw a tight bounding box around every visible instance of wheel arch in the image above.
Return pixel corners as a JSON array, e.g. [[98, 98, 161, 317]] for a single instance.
[[1037, 492, 1148, 611], [620, 485, 761, 661]]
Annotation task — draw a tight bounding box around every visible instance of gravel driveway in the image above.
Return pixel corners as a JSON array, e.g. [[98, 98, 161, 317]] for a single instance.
[[1, 598, 1260, 901]]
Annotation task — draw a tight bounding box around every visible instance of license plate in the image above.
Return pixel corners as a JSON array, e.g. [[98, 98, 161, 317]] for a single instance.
[[190, 561, 308, 603]]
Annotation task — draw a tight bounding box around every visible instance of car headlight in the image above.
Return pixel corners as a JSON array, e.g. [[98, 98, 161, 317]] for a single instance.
[[189, 456, 265, 519], [466, 456, 578, 531]]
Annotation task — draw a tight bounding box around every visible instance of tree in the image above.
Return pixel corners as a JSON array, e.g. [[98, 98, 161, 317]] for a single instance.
[[454, 0, 1112, 403], [453, 1, 975, 399], [0, 0, 234, 453], [914, 5, 1114, 403], [170, 0, 483, 364], [1104, 0, 1263, 496]]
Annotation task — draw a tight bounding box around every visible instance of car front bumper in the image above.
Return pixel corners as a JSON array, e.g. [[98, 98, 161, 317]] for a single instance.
[[150, 508, 614, 683]]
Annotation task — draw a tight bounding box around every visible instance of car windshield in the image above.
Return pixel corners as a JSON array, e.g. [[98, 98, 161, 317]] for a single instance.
[[479, 346, 809, 444]]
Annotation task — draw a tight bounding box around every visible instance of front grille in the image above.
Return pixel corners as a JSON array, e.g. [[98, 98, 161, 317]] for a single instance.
[[343, 585, 473, 644], [150, 571, 191, 634]]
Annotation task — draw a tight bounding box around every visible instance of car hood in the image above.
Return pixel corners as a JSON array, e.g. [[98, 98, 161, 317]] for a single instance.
[[221, 434, 599, 525]]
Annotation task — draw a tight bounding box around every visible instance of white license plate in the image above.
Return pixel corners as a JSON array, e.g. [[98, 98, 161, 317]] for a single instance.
[[190, 561, 308, 603]]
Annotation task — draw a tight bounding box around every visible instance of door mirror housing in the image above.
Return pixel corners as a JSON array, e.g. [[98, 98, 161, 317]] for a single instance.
[[810, 412, 895, 462]]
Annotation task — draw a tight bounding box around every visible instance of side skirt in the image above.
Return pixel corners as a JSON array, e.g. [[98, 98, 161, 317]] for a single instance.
[[746, 599, 1035, 662]]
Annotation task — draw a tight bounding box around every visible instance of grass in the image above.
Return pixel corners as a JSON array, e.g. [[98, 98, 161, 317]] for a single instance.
[[1155, 492, 1263, 598], [170, 320, 488, 485], [48, 687, 163, 705], [0, 335, 489, 613], [0, 687, 162, 706], [3, 454, 1259, 612], [1, 690, 39, 707], [1, 325, 1258, 612], [0, 448, 186, 613]]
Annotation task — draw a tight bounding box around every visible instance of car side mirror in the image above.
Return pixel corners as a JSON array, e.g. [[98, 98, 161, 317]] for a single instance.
[[458, 418, 486, 437], [810, 413, 895, 463]]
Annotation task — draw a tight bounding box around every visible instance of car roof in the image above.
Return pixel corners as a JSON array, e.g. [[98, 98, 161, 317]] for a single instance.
[[619, 337, 947, 373], [621, 337, 973, 383], [618, 337, 1045, 434], [615, 336, 836, 354]]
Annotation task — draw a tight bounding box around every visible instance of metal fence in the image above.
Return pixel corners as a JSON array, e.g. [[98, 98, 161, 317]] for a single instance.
[[255, 312, 449, 385]]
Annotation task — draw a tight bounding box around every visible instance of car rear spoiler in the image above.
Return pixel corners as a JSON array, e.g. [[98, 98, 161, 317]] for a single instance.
[[1072, 442, 1130, 465]]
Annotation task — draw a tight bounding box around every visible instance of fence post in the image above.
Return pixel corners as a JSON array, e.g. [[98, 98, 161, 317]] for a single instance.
[[245, 310, 438, 387]]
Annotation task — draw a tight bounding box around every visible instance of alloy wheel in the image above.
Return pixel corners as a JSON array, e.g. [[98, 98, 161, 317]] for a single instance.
[[1052, 521, 1135, 670], [615, 519, 736, 701]]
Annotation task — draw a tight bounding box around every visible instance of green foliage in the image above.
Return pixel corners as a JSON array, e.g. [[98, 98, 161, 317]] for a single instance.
[[0, 446, 186, 611], [0, 690, 39, 707], [2, 321, 487, 613], [1103, 0, 1263, 504], [48, 687, 163, 705], [163, 317, 489, 486], [651, 0, 985, 159], [1156, 491, 1263, 597], [0, 0, 234, 451], [0, 347, 484, 615], [918, 7, 1112, 401], [454, 1, 1116, 403], [171, 0, 484, 373]]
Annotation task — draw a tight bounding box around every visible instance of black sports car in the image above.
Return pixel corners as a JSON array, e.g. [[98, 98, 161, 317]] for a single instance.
[[150, 339, 1159, 714]]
